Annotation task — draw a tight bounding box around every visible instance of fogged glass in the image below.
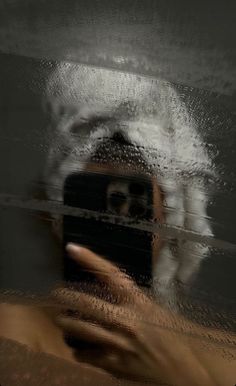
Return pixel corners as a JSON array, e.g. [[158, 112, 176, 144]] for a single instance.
[[0, 2, 235, 385]]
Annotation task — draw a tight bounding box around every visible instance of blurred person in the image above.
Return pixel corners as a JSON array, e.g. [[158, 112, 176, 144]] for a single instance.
[[43, 63, 214, 306], [1, 64, 235, 386]]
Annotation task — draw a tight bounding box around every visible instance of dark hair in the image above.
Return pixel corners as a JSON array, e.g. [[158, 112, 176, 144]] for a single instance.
[[88, 131, 153, 175]]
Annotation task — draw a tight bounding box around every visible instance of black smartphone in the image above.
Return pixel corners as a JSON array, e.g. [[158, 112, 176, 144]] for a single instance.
[[63, 170, 154, 288]]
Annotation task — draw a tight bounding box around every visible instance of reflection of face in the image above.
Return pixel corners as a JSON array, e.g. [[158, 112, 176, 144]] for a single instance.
[[83, 161, 165, 273]]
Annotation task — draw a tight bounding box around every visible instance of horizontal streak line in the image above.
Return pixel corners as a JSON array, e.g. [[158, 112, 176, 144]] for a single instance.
[[0, 193, 235, 251]]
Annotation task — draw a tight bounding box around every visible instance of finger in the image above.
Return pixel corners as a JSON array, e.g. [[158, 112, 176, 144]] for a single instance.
[[66, 243, 140, 301], [74, 348, 150, 384], [74, 347, 125, 376], [53, 288, 138, 334], [54, 288, 121, 325], [73, 344, 132, 375], [56, 316, 134, 354]]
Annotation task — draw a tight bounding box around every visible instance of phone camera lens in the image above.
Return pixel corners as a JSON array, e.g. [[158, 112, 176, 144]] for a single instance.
[[108, 192, 127, 208], [129, 183, 145, 196], [129, 203, 146, 217]]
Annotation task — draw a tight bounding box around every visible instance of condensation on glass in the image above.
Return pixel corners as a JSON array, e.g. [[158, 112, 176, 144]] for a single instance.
[[0, 1, 235, 385]]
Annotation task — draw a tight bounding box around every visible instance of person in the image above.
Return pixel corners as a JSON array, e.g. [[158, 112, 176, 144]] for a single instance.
[[43, 62, 214, 307], [1, 64, 235, 385]]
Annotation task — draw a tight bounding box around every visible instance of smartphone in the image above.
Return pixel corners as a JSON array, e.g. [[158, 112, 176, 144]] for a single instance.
[[63, 170, 154, 288]]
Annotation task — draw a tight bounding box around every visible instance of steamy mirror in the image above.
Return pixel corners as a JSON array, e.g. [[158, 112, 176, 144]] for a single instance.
[[0, 2, 236, 386]]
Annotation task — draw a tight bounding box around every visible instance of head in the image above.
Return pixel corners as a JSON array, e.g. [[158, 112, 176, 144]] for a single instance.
[[43, 62, 215, 306]]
